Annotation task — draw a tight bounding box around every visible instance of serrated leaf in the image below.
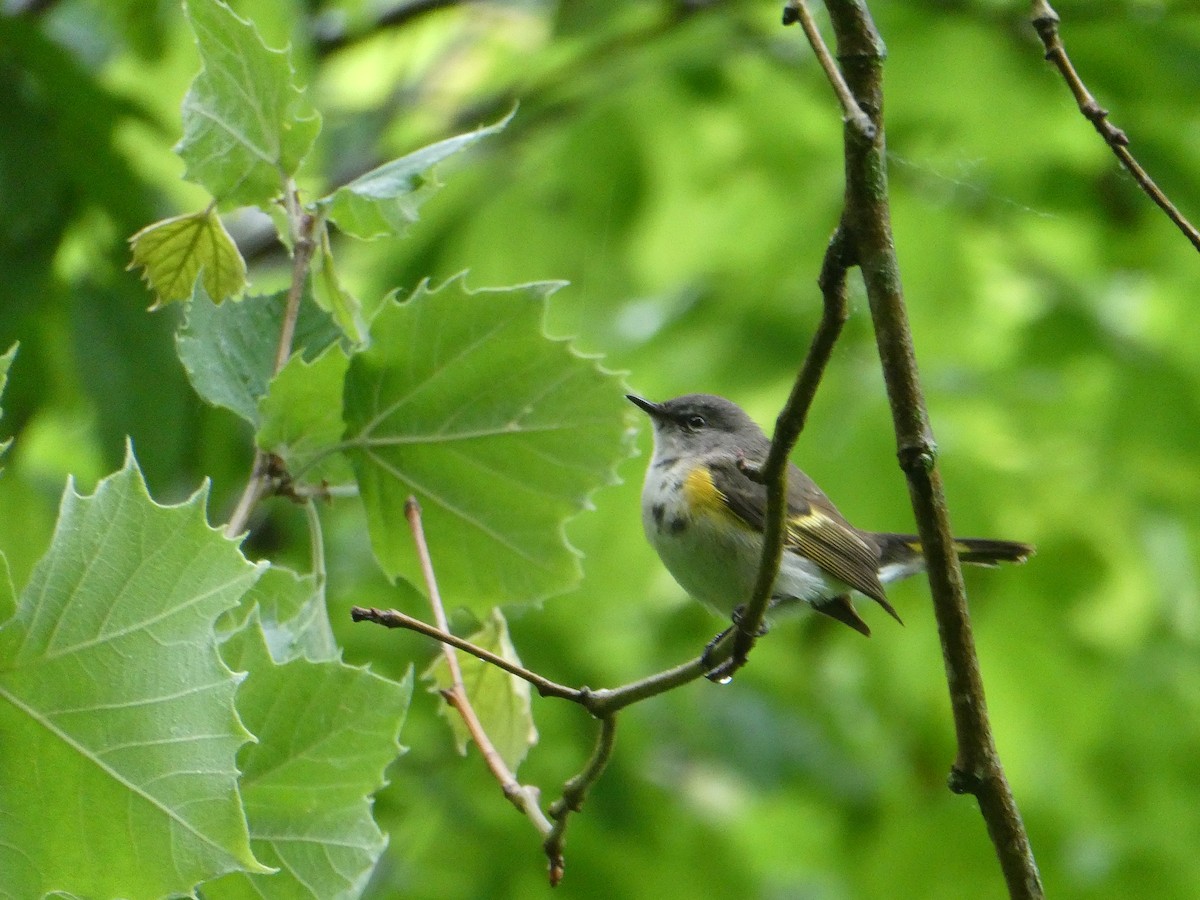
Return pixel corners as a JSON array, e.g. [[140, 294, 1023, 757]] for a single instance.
[[209, 620, 411, 899], [0, 450, 268, 899], [257, 343, 354, 485], [128, 208, 247, 308], [0, 552, 13, 626], [311, 229, 368, 344], [217, 564, 337, 663], [177, 284, 342, 425], [343, 274, 633, 608], [320, 111, 512, 240], [424, 607, 536, 772], [178, 0, 320, 207], [0, 342, 15, 469]]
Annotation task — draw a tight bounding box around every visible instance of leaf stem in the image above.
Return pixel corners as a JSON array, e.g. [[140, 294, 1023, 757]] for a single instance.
[[402, 498, 555, 839], [274, 180, 319, 376]]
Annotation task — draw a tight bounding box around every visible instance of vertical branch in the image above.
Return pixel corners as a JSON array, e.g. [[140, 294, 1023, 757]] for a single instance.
[[710, 226, 855, 680], [225, 183, 318, 539], [821, 1, 1044, 897]]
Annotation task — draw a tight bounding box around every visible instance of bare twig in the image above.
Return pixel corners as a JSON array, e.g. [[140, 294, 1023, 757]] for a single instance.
[[351, 604, 735, 717], [783, 1, 875, 141], [350, 606, 581, 701], [543, 715, 617, 886], [821, 1, 1043, 896], [1030, 0, 1200, 253], [706, 225, 855, 681], [402, 498, 553, 838]]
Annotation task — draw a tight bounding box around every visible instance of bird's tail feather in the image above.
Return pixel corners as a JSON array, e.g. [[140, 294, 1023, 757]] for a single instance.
[[875, 534, 1034, 567]]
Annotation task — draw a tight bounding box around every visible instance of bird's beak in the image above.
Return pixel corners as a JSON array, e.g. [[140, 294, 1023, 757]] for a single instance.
[[626, 395, 665, 420]]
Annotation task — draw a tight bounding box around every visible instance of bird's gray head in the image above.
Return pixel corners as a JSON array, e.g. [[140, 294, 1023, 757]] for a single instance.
[[627, 393, 769, 461]]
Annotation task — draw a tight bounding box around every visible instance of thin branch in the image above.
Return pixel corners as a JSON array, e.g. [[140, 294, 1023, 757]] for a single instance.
[[351, 605, 583, 701], [543, 715, 617, 886], [706, 226, 855, 681], [403, 498, 553, 838], [274, 183, 318, 376], [822, 1, 1043, 896], [351, 604, 736, 717], [1030, 0, 1200, 253], [783, 1, 875, 141]]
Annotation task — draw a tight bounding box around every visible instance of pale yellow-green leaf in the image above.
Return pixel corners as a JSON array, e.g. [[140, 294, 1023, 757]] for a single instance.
[[424, 607, 537, 773], [129, 209, 247, 308]]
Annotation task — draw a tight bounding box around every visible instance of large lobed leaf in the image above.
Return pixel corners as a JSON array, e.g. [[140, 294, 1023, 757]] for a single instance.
[[0, 450, 267, 899], [208, 621, 411, 899], [344, 275, 633, 609], [177, 0, 320, 208]]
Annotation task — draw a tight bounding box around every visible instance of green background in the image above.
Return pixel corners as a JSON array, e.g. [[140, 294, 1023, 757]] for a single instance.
[[2, 0, 1198, 897]]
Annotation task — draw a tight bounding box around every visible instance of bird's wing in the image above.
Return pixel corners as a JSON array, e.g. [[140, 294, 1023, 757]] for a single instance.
[[706, 457, 897, 617]]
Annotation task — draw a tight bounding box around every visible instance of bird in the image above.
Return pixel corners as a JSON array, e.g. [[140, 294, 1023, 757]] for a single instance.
[[629, 393, 1032, 636]]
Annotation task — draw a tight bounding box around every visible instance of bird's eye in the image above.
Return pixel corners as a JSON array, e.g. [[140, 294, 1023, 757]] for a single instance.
[[685, 415, 706, 430]]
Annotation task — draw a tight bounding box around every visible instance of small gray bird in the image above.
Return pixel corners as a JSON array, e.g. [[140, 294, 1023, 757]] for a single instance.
[[629, 393, 1032, 635]]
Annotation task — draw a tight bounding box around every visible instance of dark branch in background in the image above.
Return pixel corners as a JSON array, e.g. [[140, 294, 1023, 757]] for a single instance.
[[313, 0, 464, 56], [1030, 0, 1200, 254], [816, 1, 1043, 896]]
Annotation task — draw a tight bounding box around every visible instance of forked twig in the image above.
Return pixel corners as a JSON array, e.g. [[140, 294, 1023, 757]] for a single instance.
[[1030, 0, 1200, 253]]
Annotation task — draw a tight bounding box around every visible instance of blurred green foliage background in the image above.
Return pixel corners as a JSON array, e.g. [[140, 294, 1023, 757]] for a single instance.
[[2, 0, 1199, 897]]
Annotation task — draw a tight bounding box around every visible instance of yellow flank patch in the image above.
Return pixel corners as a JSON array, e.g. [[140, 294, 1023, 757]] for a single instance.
[[682, 465, 743, 525]]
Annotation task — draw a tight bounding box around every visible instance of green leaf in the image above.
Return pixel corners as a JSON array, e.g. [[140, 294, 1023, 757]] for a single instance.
[[321, 110, 513, 240], [208, 620, 411, 899], [0, 450, 268, 899], [217, 564, 337, 664], [177, 0, 320, 208], [257, 343, 354, 485], [0, 342, 15, 469], [424, 607, 537, 772], [128, 208, 247, 308], [177, 284, 341, 425], [0, 552, 13, 627], [311, 228, 368, 344], [344, 275, 633, 608]]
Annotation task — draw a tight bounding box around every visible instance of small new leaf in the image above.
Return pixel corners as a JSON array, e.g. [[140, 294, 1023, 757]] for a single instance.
[[178, 0, 320, 207], [257, 344, 354, 486], [311, 229, 367, 344], [321, 110, 513, 240], [425, 608, 537, 772], [129, 209, 247, 308]]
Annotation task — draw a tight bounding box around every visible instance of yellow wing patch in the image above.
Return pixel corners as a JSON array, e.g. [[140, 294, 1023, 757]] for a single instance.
[[682, 465, 748, 527]]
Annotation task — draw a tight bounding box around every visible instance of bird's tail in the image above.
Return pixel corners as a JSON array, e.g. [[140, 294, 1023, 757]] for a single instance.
[[875, 534, 1034, 568]]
